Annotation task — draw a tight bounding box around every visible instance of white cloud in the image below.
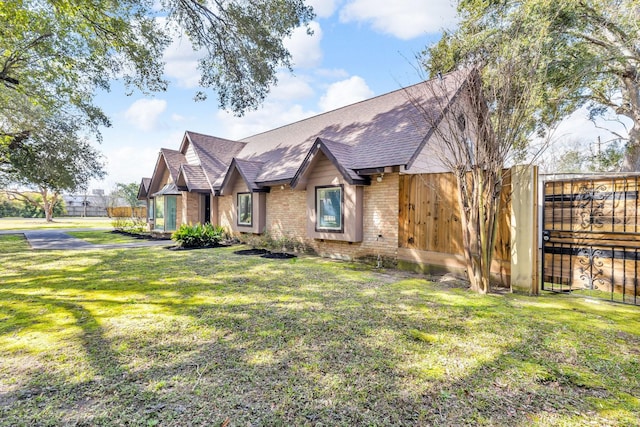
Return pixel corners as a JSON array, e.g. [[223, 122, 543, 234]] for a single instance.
[[99, 145, 160, 190], [285, 21, 324, 69], [124, 99, 167, 131], [339, 0, 457, 39], [162, 20, 204, 88], [270, 72, 315, 101], [216, 102, 318, 140], [315, 68, 350, 79], [551, 106, 631, 145], [307, 0, 341, 18], [318, 76, 374, 112]]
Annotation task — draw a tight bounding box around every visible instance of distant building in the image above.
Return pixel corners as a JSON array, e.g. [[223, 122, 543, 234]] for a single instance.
[[62, 190, 109, 217]]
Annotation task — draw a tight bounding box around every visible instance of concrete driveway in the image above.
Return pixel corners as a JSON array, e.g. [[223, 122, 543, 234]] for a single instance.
[[1, 229, 170, 250]]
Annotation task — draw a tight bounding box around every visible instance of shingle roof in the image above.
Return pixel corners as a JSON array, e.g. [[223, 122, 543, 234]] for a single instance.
[[219, 158, 266, 193], [152, 182, 182, 197], [144, 70, 470, 194], [137, 178, 151, 200], [238, 69, 468, 183], [177, 164, 210, 192], [160, 148, 187, 181], [291, 137, 368, 188]]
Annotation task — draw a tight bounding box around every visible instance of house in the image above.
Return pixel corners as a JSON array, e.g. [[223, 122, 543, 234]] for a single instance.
[[138, 70, 476, 262], [62, 190, 109, 217]]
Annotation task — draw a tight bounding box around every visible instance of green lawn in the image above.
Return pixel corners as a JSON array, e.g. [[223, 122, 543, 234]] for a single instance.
[[0, 217, 113, 230], [66, 230, 144, 245], [0, 235, 638, 426]]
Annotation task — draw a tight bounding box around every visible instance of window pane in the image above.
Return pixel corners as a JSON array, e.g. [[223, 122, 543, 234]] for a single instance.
[[238, 193, 252, 226], [317, 187, 342, 230], [166, 196, 177, 231], [154, 197, 164, 230]]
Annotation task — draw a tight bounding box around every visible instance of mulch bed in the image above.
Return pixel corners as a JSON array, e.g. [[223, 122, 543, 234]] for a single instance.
[[261, 252, 296, 259], [233, 248, 270, 256], [166, 243, 230, 251], [233, 248, 297, 259], [111, 230, 170, 240]]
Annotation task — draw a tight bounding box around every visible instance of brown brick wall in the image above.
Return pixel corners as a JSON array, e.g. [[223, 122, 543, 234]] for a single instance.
[[312, 173, 399, 261], [215, 174, 399, 262], [265, 184, 307, 239], [218, 195, 233, 231], [181, 191, 200, 225]]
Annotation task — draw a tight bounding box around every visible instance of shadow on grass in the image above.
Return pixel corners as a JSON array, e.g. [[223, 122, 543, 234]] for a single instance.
[[1, 239, 639, 425]]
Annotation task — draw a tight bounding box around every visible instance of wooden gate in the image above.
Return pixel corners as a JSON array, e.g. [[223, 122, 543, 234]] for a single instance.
[[542, 175, 640, 305]]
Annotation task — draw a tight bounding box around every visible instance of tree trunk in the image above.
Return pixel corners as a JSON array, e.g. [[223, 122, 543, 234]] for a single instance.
[[618, 70, 640, 172], [41, 188, 53, 222], [621, 124, 640, 172], [455, 168, 502, 294]]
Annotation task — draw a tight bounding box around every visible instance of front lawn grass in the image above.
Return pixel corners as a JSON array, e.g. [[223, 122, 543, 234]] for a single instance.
[[0, 235, 638, 426], [0, 217, 113, 230], [66, 230, 143, 245]]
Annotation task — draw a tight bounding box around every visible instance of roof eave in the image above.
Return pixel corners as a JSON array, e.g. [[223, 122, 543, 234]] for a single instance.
[[290, 138, 370, 189]]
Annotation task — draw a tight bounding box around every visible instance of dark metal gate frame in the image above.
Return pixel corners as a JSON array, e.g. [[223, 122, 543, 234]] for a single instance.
[[541, 174, 640, 305]]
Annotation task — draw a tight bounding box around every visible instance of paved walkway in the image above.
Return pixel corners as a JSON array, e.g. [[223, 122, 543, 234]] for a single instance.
[[1, 228, 170, 250]]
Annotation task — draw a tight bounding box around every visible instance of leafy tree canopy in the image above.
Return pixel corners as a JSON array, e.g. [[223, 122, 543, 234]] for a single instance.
[[1, 0, 314, 151], [0, 113, 106, 221], [114, 182, 143, 210], [425, 0, 640, 169]]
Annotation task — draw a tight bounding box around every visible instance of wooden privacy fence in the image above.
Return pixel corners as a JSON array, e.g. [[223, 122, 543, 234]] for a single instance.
[[398, 170, 513, 286], [542, 175, 640, 304], [107, 206, 147, 218]]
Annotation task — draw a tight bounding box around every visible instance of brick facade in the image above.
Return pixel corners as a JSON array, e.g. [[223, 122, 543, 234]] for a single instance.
[[217, 173, 400, 263], [181, 191, 200, 225]]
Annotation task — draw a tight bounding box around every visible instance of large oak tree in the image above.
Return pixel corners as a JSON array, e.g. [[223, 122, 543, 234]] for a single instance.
[[1, 115, 106, 222], [1, 0, 314, 154]]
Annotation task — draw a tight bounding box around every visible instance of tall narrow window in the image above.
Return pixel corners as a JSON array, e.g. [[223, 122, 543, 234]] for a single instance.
[[166, 196, 177, 231], [237, 193, 252, 226], [316, 185, 343, 232], [154, 197, 164, 231]]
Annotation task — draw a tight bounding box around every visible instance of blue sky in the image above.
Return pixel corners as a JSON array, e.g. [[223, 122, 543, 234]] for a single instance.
[[90, 0, 628, 191], [91, 0, 456, 190]]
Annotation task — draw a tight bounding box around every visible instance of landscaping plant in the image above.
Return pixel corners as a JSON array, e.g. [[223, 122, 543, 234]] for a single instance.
[[171, 223, 226, 248]]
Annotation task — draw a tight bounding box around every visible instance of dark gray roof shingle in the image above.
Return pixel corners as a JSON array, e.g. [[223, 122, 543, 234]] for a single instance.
[[238, 70, 467, 182], [178, 164, 210, 192]]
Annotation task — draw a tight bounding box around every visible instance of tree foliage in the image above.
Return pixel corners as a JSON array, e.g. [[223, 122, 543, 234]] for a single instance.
[[427, 0, 640, 170], [0, 192, 65, 218], [422, 4, 567, 293], [1, 0, 314, 153], [113, 182, 143, 211], [554, 138, 625, 173], [0, 115, 105, 221]]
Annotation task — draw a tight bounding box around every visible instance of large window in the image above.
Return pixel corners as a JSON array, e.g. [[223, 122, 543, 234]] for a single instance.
[[166, 196, 177, 231], [316, 185, 343, 232], [154, 195, 177, 232], [237, 193, 252, 226]]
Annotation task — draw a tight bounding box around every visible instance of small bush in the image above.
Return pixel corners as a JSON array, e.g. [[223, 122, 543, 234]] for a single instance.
[[172, 223, 227, 248], [236, 229, 313, 254], [111, 217, 147, 233]]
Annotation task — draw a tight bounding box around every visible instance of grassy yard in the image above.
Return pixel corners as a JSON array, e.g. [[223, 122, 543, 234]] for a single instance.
[[66, 230, 146, 245], [0, 235, 638, 426], [0, 217, 113, 230]]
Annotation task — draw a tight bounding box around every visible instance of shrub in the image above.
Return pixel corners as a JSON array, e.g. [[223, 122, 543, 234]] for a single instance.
[[112, 217, 147, 233], [236, 229, 313, 254], [172, 223, 227, 248]]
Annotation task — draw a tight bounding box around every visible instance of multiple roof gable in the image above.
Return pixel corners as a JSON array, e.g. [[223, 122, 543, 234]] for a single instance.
[[141, 70, 471, 198]]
